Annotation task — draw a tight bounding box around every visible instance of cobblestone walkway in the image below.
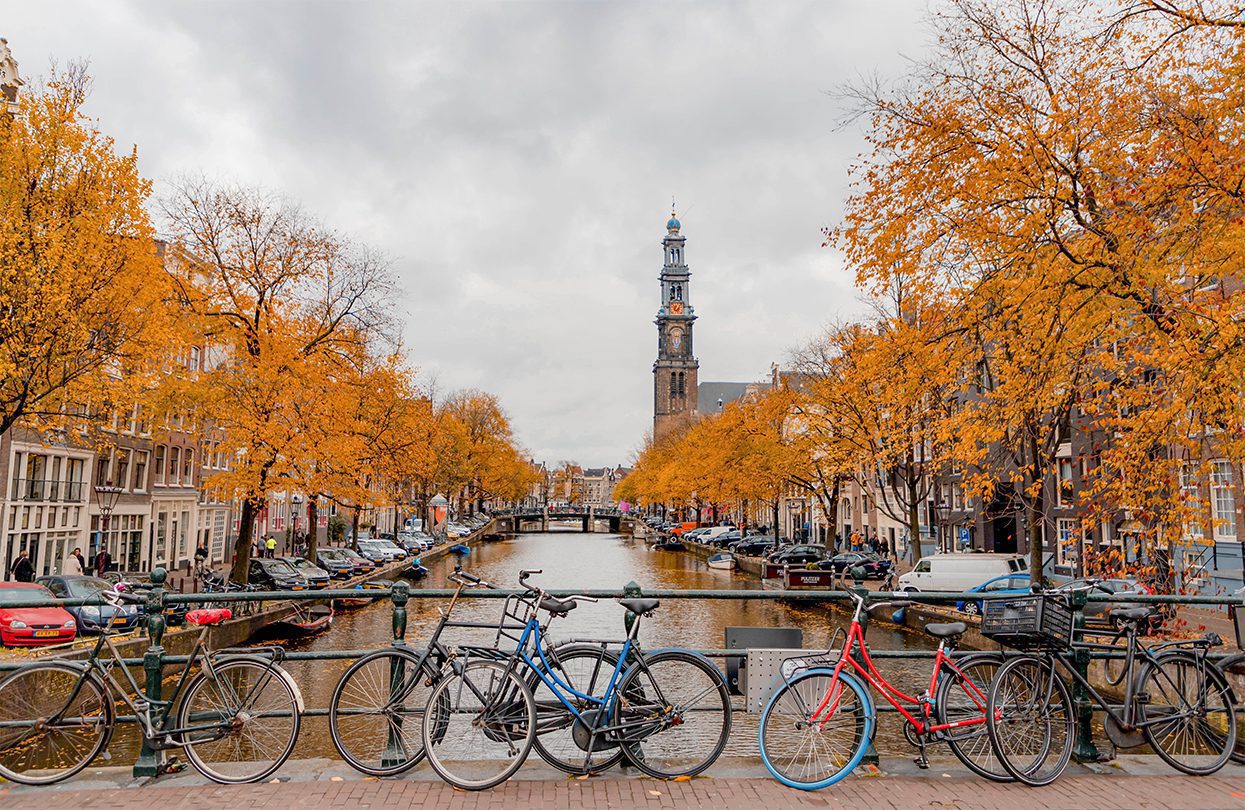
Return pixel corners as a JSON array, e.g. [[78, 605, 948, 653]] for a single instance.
[[4, 771, 1245, 809]]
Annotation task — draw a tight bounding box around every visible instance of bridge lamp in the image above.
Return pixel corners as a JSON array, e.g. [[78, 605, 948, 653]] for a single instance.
[[93, 481, 124, 559], [933, 501, 952, 554]]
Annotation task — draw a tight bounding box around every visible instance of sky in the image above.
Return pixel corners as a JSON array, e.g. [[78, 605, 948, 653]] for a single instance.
[[4, 1, 930, 466]]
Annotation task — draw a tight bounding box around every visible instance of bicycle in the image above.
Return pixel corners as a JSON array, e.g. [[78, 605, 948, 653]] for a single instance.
[[757, 589, 1011, 790], [421, 568, 732, 790], [985, 584, 1236, 786], [0, 589, 303, 785]]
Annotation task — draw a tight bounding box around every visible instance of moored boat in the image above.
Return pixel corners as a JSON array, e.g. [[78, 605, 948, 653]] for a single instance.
[[707, 552, 736, 570], [264, 604, 333, 637], [449, 544, 471, 555]]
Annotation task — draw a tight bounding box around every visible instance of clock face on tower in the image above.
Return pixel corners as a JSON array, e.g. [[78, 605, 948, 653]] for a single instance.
[[669, 301, 684, 315]]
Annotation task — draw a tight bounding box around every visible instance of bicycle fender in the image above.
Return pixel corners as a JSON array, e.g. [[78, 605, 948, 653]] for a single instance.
[[214, 654, 305, 712], [1215, 652, 1245, 706]]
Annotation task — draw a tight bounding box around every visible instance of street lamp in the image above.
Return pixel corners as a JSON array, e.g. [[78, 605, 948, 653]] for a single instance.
[[933, 501, 952, 554], [93, 481, 123, 567]]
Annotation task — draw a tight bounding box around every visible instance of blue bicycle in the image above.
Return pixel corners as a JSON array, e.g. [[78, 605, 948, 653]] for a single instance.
[[420, 569, 732, 790]]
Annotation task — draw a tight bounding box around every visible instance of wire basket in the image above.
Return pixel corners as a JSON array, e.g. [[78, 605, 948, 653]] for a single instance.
[[981, 594, 1073, 651], [492, 593, 538, 649]]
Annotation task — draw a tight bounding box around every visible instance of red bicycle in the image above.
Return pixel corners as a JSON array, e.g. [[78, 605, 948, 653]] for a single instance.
[[758, 590, 1011, 789]]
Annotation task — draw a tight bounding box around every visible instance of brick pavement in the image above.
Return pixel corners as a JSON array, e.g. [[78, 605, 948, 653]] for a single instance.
[[3, 771, 1245, 810]]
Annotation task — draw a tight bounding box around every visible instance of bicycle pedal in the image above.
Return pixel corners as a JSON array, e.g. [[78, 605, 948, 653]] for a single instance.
[[913, 755, 929, 770]]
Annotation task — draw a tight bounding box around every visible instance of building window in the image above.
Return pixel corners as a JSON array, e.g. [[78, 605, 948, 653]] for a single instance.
[[677, 372, 686, 397], [1056, 458, 1074, 508], [154, 445, 166, 484], [1057, 518, 1080, 564], [169, 446, 181, 486], [133, 451, 148, 492], [669, 373, 678, 397], [115, 450, 130, 492], [94, 453, 111, 487], [1211, 461, 1237, 540], [183, 448, 194, 487]]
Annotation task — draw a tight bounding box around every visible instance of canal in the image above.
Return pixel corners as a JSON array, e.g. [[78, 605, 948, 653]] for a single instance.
[[276, 530, 939, 762]]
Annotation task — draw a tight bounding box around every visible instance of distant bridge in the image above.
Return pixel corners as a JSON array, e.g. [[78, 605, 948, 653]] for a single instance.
[[493, 507, 630, 534]]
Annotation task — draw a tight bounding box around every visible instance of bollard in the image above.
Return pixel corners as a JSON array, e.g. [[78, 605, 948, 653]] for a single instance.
[[383, 580, 411, 768], [133, 567, 167, 778], [849, 566, 880, 767], [1068, 589, 1101, 763]]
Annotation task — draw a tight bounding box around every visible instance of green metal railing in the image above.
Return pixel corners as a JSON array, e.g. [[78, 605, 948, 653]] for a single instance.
[[1, 566, 1242, 778]]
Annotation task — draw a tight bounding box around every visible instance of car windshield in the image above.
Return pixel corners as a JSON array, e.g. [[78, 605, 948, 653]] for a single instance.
[[66, 578, 110, 596], [265, 560, 300, 576], [0, 586, 53, 604]]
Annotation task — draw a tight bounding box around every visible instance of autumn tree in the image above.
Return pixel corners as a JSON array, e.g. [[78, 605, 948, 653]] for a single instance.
[[162, 179, 394, 583], [0, 65, 176, 437]]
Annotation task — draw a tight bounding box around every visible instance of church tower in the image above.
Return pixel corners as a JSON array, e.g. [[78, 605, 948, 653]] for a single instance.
[[653, 209, 699, 439]]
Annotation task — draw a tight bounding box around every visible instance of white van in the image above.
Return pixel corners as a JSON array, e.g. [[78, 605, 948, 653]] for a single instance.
[[700, 525, 737, 542], [897, 553, 1028, 592]]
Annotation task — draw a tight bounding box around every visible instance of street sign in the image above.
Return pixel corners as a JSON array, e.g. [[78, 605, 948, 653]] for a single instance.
[[958, 527, 971, 546]]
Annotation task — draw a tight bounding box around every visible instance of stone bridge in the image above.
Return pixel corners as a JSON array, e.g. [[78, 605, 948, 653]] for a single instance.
[[492, 507, 630, 534]]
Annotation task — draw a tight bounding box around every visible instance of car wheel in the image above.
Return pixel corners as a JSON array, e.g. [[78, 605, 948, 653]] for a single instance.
[[962, 602, 980, 616]]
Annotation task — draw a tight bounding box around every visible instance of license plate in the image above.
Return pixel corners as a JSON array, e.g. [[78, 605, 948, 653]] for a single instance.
[[111, 616, 125, 625], [291, 586, 303, 590], [35, 629, 58, 637]]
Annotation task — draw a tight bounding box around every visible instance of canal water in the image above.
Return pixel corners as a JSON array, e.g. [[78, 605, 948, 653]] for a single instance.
[[276, 531, 939, 761]]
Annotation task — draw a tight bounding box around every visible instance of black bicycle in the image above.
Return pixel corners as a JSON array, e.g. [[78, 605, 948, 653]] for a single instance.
[[985, 583, 1235, 786]]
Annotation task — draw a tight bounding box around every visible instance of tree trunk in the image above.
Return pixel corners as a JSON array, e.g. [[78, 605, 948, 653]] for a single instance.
[[231, 496, 258, 584], [772, 500, 780, 543], [1028, 433, 1045, 588], [907, 451, 923, 565], [351, 509, 361, 551], [306, 498, 319, 565]]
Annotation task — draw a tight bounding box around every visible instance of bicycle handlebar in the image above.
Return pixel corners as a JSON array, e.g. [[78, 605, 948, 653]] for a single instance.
[[518, 569, 542, 584], [101, 589, 145, 607]]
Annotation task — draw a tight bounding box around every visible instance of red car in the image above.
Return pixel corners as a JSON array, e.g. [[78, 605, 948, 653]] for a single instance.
[[0, 582, 77, 646]]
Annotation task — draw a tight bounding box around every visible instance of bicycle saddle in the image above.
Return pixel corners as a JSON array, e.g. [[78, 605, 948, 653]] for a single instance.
[[924, 622, 966, 639], [619, 598, 660, 616], [186, 608, 233, 626], [539, 596, 578, 616], [1110, 606, 1154, 622]]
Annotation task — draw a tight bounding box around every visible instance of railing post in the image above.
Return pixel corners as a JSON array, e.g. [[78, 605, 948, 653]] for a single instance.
[[623, 580, 642, 634], [382, 581, 411, 768], [850, 567, 880, 768], [391, 580, 409, 645], [1069, 589, 1101, 763], [133, 567, 167, 778]]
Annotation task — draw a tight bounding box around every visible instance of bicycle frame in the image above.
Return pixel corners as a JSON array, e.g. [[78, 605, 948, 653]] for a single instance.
[[815, 600, 988, 739]]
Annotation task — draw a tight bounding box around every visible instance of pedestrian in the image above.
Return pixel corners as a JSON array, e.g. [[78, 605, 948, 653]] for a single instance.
[[266, 536, 277, 559], [9, 550, 34, 582], [194, 542, 210, 577], [94, 547, 113, 578], [63, 547, 84, 576]]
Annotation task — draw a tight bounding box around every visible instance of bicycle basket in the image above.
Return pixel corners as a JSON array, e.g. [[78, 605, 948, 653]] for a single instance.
[[492, 593, 536, 648], [981, 594, 1072, 651]]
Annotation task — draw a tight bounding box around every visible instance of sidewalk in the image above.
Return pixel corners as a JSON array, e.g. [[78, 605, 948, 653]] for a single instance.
[[3, 757, 1244, 810]]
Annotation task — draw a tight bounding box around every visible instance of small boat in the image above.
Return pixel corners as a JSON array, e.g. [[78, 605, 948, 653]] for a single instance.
[[480, 532, 506, 542], [335, 582, 385, 609], [400, 563, 429, 580], [655, 539, 685, 551], [268, 604, 333, 636], [707, 552, 736, 570], [449, 544, 471, 555]]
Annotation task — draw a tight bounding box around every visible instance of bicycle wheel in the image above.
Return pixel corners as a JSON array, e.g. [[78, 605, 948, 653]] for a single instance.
[[613, 650, 731, 779], [330, 647, 442, 776], [1139, 651, 1235, 775], [1215, 653, 1245, 765], [529, 643, 625, 775], [758, 667, 872, 790], [934, 653, 1013, 782], [177, 656, 301, 784], [986, 654, 1073, 786], [421, 659, 536, 790], [0, 662, 113, 785]]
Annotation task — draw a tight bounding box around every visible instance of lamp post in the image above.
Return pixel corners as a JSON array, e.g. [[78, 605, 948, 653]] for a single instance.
[[93, 481, 123, 568], [933, 501, 952, 554]]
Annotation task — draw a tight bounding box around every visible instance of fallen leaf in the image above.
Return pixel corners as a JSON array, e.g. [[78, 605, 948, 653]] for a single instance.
[[648, 790, 662, 796]]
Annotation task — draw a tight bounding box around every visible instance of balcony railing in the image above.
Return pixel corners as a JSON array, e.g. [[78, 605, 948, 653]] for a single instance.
[[9, 478, 86, 503]]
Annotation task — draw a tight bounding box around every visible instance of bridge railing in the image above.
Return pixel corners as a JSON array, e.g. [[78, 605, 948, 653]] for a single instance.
[[1, 569, 1241, 778]]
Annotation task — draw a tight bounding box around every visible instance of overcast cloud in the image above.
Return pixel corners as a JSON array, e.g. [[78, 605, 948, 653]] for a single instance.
[[4, 1, 930, 466]]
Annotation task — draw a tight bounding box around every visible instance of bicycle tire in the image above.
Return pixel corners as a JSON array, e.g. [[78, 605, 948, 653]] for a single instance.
[[612, 650, 731, 779], [986, 654, 1074, 786], [758, 667, 873, 790], [421, 658, 536, 790], [934, 652, 1013, 782], [330, 646, 443, 776], [1215, 652, 1245, 765], [528, 643, 626, 775], [177, 656, 302, 784], [0, 661, 113, 785], [1139, 650, 1235, 775]]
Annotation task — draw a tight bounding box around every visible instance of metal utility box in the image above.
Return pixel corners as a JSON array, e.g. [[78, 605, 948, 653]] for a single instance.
[[724, 626, 803, 697], [743, 647, 838, 713]]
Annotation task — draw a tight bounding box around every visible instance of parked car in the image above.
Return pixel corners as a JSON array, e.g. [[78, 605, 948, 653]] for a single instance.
[[311, 548, 359, 579], [701, 525, 738, 544], [446, 523, 471, 539], [277, 557, 331, 589], [0, 582, 77, 646], [337, 547, 378, 575], [37, 575, 142, 634], [1055, 577, 1161, 630], [398, 531, 435, 553], [767, 544, 829, 565], [822, 552, 894, 580], [956, 574, 1032, 615], [897, 553, 1029, 592], [357, 539, 406, 563], [731, 536, 774, 556], [248, 558, 311, 591]]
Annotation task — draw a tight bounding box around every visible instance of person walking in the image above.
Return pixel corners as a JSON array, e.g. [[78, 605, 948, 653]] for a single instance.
[[63, 548, 84, 576], [9, 550, 34, 582], [94, 548, 113, 578], [265, 536, 277, 559]]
